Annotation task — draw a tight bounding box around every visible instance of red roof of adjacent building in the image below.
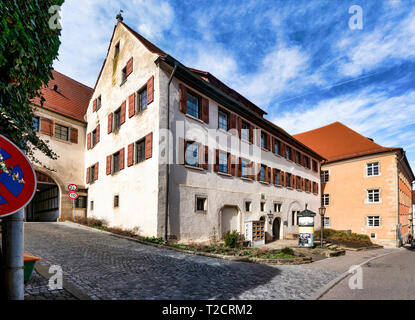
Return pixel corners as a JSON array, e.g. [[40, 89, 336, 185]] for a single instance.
[[293, 122, 401, 163], [32, 70, 93, 123]]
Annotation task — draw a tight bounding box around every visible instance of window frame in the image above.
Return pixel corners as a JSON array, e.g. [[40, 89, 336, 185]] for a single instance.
[[91, 128, 97, 148], [33, 117, 40, 132], [113, 107, 121, 131], [245, 201, 252, 212], [195, 195, 207, 213], [185, 141, 200, 168], [121, 66, 127, 85], [322, 194, 330, 206], [96, 95, 102, 111], [273, 202, 282, 213], [218, 109, 229, 131], [241, 121, 250, 142], [367, 189, 381, 203], [260, 201, 266, 212], [112, 151, 120, 174], [218, 151, 228, 174], [114, 195, 119, 208], [241, 158, 249, 178], [54, 123, 69, 141], [259, 165, 266, 182], [186, 90, 201, 120], [321, 170, 330, 183], [366, 162, 380, 177], [136, 86, 148, 112], [135, 138, 146, 164], [323, 217, 330, 228], [367, 215, 381, 228]]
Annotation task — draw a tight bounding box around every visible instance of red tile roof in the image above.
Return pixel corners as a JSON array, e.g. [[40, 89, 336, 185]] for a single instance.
[[294, 122, 401, 163], [33, 70, 93, 122]]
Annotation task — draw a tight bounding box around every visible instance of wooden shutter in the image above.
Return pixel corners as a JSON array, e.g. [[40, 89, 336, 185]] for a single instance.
[[214, 149, 219, 172], [301, 178, 305, 191], [291, 175, 295, 188], [201, 97, 209, 123], [272, 137, 275, 153], [120, 101, 126, 125], [280, 171, 285, 186], [257, 164, 261, 181], [229, 113, 236, 130], [280, 142, 285, 157], [40, 118, 53, 136], [147, 76, 154, 105], [86, 167, 90, 184], [201, 145, 209, 170], [228, 153, 233, 175], [126, 57, 133, 76], [108, 113, 113, 134], [179, 84, 187, 113], [266, 134, 271, 151], [128, 93, 135, 118], [145, 132, 153, 159], [248, 162, 255, 180], [87, 133, 91, 150], [70, 128, 78, 144], [96, 124, 100, 143], [94, 163, 99, 181], [249, 125, 254, 144], [119, 148, 125, 170], [93, 99, 97, 112], [238, 117, 242, 138], [106, 155, 112, 175], [237, 158, 242, 177], [266, 166, 271, 183], [272, 168, 276, 185], [127, 143, 134, 167]]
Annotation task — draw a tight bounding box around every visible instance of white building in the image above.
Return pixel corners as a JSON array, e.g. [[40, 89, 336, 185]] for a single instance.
[[85, 19, 324, 243]]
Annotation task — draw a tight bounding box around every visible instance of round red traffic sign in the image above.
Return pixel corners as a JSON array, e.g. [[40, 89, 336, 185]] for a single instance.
[[68, 192, 79, 200], [0, 135, 36, 217], [68, 184, 78, 191]]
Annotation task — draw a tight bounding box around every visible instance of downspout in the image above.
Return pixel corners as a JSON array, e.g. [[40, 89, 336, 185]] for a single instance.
[[396, 151, 405, 246], [165, 63, 178, 242]]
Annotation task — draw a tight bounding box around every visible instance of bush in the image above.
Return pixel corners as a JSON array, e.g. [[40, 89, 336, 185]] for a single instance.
[[281, 247, 295, 256], [322, 228, 371, 243], [224, 230, 239, 248], [142, 236, 165, 245]]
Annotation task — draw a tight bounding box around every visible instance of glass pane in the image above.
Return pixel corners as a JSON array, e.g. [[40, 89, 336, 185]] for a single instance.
[[187, 93, 199, 118]]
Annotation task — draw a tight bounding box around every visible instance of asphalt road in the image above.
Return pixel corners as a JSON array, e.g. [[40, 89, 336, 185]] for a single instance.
[[321, 246, 415, 299]]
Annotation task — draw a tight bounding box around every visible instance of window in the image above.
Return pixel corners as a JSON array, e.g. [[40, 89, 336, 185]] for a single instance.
[[274, 203, 281, 213], [286, 146, 292, 161], [296, 176, 301, 190], [135, 139, 145, 163], [75, 196, 87, 209], [260, 165, 266, 182], [90, 165, 96, 183], [321, 170, 329, 183], [274, 140, 280, 155], [291, 211, 296, 226], [245, 201, 252, 212], [304, 156, 310, 168], [92, 129, 97, 147], [286, 173, 292, 187], [323, 217, 330, 228], [367, 189, 380, 203], [241, 159, 249, 178], [196, 196, 207, 212], [218, 110, 228, 131], [219, 152, 228, 173], [33, 117, 40, 132], [114, 195, 119, 208], [90, 201, 94, 211], [367, 162, 380, 176], [185, 142, 199, 167], [114, 41, 120, 58], [113, 152, 120, 173], [296, 151, 301, 164], [113, 108, 121, 130], [137, 87, 147, 112], [312, 160, 318, 172], [260, 202, 265, 212], [274, 169, 280, 185], [260, 132, 266, 149], [186, 92, 200, 119], [241, 122, 249, 141], [370, 233, 376, 239], [55, 124, 69, 141], [96, 95, 102, 111], [322, 194, 330, 206], [121, 67, 127, 84], [367, 216, 380, 227]]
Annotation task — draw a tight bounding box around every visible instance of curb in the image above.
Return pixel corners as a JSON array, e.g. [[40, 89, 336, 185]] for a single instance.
[[34, 262, 92, 300], [62, 221, 311, 265], [309, 250, 396, 300]]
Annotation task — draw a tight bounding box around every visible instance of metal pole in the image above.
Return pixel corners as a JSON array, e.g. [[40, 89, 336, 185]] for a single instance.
[[72, 199, 75, 221], [320, 215, 324, 247], [2, 209, 24, 300]]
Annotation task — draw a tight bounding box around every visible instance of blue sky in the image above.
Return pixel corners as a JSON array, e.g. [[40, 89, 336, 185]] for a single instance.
[[55, 0, 415, 172]]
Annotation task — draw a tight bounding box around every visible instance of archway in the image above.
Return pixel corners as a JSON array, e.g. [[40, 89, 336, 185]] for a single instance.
[[26, 171, 60, 222], [220, 205, 240, 237], [273, 218, 281, 240]]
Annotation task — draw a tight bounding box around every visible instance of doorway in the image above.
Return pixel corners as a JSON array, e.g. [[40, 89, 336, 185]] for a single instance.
[[273, 218, 281, 240]]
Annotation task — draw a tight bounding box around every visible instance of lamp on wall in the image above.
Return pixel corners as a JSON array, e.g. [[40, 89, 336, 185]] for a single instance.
[[319, 206, 326, 246], [267, 211, 274, 224]]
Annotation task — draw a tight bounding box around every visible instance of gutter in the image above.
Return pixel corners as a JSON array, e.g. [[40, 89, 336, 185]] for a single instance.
[[164, 63, 178, 242]]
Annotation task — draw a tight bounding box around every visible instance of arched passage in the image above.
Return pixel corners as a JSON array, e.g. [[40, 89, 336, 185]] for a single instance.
[[26, 171, 60, 222]]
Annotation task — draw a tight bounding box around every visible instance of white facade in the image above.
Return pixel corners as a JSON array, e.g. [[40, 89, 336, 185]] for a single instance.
[[85, 21, 323, 243]]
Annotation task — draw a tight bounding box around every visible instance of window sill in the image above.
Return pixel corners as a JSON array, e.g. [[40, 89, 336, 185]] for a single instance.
[[185, 114, 205, 124], [185, 165, 204, 171], [195, 210, 207, 214], [365, 201, 382, 205], [365, 174, 381, 178], [217, 171, 232, 177], [259, 181, 269, 185], [240, 177, 253, 182]]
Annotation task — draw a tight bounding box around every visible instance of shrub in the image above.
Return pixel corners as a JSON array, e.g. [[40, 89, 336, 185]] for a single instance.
[[281, 247, 295, 256], [224, 230, 239, 248], [142, 236, 165, 245]]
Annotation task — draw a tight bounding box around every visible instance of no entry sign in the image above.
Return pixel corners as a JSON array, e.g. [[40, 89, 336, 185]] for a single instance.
[[0, 135, 36, 218]]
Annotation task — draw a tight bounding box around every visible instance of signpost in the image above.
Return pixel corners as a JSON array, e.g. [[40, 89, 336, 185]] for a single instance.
[[67, 186, 78, 221], [0, 135, 37, 300]]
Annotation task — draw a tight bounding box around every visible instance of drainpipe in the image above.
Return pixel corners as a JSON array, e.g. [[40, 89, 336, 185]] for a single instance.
[[164, 63, 178, 242]]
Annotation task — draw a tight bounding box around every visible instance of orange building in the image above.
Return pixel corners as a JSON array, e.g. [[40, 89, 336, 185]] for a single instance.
[[294, 122, 414, 247]]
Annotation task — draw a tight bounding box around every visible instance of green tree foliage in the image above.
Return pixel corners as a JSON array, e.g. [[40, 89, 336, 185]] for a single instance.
[[0, 0, 64, 169]]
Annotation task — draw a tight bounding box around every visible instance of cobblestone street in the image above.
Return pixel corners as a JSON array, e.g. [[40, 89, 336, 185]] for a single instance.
[[24, 222, 340, 300]]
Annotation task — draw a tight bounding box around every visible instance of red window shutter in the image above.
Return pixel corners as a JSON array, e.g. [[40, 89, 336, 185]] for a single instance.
[[70, 128, 78, 144], [86, 167, 90, 184], [227, 153, 232, 175], [229, 113, 236, 130], [40, 118, 53, 136], [145, 132, 153, 159], [147, 76, 154, 105], [96, 124, 100, 143], [280, 171, 284, 186], [93, 99, 97, 112], [249, 125, 254, 144], [201, 98, 209, 123], [106, 155, 112, 175], [202, 145, 209, 170], [94, 163, 99, 181], [291, 175, 295, 188], [214, 149, 219, 172], [128, 93, 135, 118], [179, 84, 187, 113], [301, 178, 305, 191], [108, 113, 113, 133], [266, 134, 271, 151], [238, 158, 242, 177], [272, 137, 275, 153], [272, 168, 276, 184], [119, 148, 125, 170], [266, 166, 271, 183], [120, 101, 126, 125], [126, 57, 133, 76], [87, 133, 91, 150], [237, 117, 242, 138], [127, 143, 134, 167], [280, 143, 285, 157], [257, 164, 261, 181], [248, 162, 255, 180]]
